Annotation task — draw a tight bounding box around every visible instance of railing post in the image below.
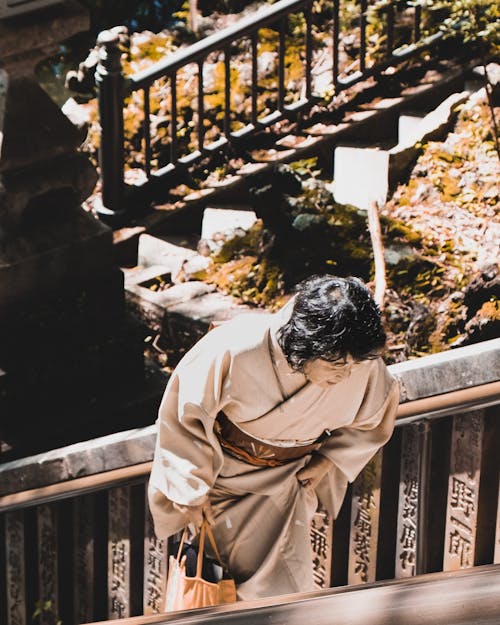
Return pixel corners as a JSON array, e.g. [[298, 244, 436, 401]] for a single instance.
[[95, 30, 125, 222], [416, 419, 431, 575]]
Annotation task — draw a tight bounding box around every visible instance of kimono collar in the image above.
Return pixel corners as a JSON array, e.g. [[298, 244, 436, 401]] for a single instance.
[[267, 298, 307, 395]]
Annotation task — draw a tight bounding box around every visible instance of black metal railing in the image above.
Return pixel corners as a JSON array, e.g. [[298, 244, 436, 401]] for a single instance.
[[95, 0, 443, 221]]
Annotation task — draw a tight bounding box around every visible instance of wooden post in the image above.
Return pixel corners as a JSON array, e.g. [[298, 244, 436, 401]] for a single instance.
[[73, 495, 95, 623], [143, 504, 168, 615], [443, 410, 484, 570], [37, 505, 59, 625], [5, 511, 26, 625], [311, 507, 333, 589], [108, 487, 131, 619], [395, 421, 431, 577], [395, 424, 419, 577], [95, 30, 125, 222], [348, 451, 383, 584]]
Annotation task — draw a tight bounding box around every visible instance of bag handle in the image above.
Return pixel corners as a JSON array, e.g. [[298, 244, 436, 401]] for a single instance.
[[196, 521, 206, 578], [203, 520, 225, 567], [195, 518, 227, 578], [175, 526, 189, 562]]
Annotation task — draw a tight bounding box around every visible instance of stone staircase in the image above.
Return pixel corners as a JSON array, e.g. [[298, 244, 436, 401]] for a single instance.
[[332, 90, 470, 210], [117, 63, 488, 363], [113, 60, 476, 245]]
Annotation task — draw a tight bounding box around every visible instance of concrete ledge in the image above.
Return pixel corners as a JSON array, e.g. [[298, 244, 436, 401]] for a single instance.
[[391, 338, 500, 402], [0, 426, 157, 497], [0, 338, 499, 496]]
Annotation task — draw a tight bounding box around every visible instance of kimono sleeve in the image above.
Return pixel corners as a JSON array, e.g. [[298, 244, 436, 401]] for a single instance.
[[317, 362, 399, 483], [148, 334, 230, 537]]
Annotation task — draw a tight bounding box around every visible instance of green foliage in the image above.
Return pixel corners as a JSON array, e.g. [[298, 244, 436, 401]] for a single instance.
[[79, 0, 185, 33], [426, 0, 500, 53], [288, 157, 321, 179], [32, 600, 62, 625]]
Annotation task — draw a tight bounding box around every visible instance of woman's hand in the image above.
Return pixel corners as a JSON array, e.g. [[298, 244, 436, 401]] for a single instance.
[[296, 453, 334, 489], [173, 500, 215, 529]]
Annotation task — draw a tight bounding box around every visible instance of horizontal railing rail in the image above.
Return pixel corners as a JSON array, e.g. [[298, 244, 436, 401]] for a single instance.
[[1, 355, 499, 624], [129, 0, 310, 88], [82, 564, 500, 625], [95, 0, 445, 221]]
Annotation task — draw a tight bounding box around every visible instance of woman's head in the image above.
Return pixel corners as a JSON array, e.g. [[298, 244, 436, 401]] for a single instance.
[[276, 274, 386, 373]]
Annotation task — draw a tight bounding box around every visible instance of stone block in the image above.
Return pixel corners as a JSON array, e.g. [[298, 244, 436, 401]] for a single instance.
[[0, 152, 98, 232], [201, 206, 257, 240], [181, 254, 212, 280], [124, 264, 173, 288], [388, 91, 470, 186], [0, 0, 89, 70], [137, 234, 196, 282], [61, 96, 92, 129], [166, 291, 242, 324], [390, 338, 500, 402], [398, 113, 426, 145], [0, 425, 157, 495], [393, 91, 469, 151], [0, 78, 85, 172], [333, 91, 472, 209], [472, 63, 500, 103], [112, 226, 146, 267], [163, 292, 255, 358], [333, 146, 390, 210], [125, 273, 217, 353], [127, 273, 215, 309], [0, 204, 114, 309]]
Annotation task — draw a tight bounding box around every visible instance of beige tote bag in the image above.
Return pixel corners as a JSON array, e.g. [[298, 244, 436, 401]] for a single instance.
[[164, 519, 237, 612]]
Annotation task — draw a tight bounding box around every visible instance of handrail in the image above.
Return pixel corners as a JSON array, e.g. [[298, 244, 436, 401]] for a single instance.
[[129, 0, 309, 89], [95, 0, 445, 221], [0, 461, 152, 513], [1, 380, 499, 514], [82, 564, 500, 625], [395, 379, 500, 423]]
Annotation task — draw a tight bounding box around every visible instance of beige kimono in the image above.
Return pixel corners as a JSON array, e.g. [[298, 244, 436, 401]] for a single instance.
[[148, 303, 399, 600]]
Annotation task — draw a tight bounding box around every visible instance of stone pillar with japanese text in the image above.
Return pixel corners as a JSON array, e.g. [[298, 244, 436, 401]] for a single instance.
[[37, 505, 59, 625], [108, 487, 132, 619], [311, 507, 333, 589], [348, 451, 382, 584], [5, 511, 26, 625], [73, 495, 95, 623], [143, 505, 168, 614], [395, 422, 430, 577], [443, 410, 484, 570]]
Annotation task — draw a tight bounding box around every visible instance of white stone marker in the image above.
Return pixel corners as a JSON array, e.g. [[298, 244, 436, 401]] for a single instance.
[[397, 113, 426, 145], [201, 207, 257, 241], [333, 147, 389, 211]]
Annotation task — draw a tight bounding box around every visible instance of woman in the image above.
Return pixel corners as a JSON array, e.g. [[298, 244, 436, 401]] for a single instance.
[[148, 275, 399, 599]]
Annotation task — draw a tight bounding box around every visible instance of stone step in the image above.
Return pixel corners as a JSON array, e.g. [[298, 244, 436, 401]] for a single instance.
[[104, 61, 476, 240], [201, 206, 257, 241], [332, 90, 471, 210], [0, 204, 114, 313], [397, 111, 427, 145], [123, 206, 263, 365]]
